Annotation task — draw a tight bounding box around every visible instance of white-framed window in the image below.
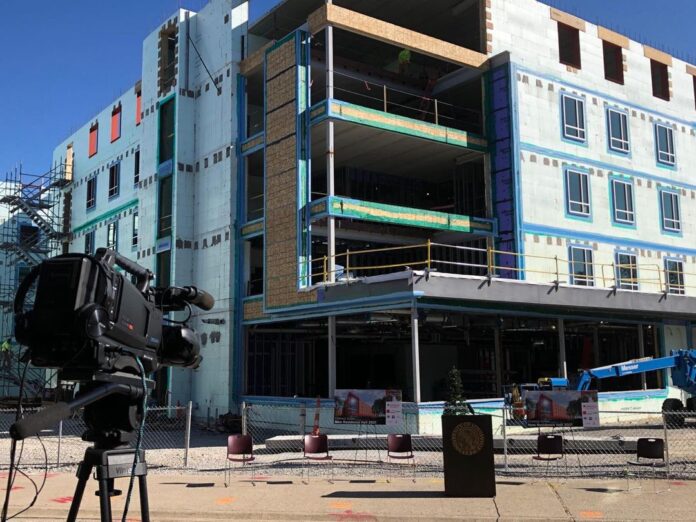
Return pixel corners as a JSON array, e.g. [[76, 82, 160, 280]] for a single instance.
[[132, 212, 139, 248], [106, 221, 118, 250], [569, 246, 594, 286], [655, 123, 675, 165], [108, 163, 120, 199], [615, 252, 638, 291], [661, 190, 681, 232], [607, 108, 629, 153], [84, 230, 95, 255], [611, 179, 635, 225], [86, 177, 97, 210], [562, 94, 586, 142], [565, 168, 591, 217], [664, 259, 685, 295]]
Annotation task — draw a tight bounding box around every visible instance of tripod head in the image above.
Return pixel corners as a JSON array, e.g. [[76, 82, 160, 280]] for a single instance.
[[10, 373, 151, 449]]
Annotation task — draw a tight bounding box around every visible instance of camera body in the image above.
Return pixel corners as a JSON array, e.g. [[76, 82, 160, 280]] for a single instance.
[[14, 248, 209, 383]]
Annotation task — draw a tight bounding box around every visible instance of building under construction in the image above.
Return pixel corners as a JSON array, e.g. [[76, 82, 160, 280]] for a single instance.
[[2, 0, 693, 417]]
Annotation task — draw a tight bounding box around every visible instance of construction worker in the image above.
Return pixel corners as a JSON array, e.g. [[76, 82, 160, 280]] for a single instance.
[[1, 338, 11, 369], [398, 48, 411, 75]]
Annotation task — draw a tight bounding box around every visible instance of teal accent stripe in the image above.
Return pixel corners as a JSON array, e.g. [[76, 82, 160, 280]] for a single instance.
[[73, 199, 138, 234], [520, 142, 696, 192], [515, 64, 696, 130], [318, 195, 489, 234], [523, 222, 696, 257]]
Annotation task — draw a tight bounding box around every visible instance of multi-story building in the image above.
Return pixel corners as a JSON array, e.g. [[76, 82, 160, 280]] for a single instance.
[[42, 0, 696, 418]]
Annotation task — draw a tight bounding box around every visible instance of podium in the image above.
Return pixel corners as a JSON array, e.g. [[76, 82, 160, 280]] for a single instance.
[[441, 415, 496, 497]]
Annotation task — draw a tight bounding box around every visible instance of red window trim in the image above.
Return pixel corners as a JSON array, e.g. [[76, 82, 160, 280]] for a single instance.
[[88, 123, 98, 158], [136, 92, 142, 126], [111, 105, 122, 143]]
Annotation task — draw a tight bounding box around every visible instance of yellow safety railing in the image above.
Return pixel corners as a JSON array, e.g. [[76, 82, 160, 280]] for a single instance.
[[307, 241, 696, 296], [310, 242, 430, 282]]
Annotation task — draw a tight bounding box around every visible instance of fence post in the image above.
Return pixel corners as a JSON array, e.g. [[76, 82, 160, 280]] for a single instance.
[[299, 404, 306, 439], [502, 407, 508, 472], [57, 420, 63, 468], [241, 401, 248, 436], [323, 255, 328, 283], [486, 245, 494, 278], [183, 401, 193, 468], [426, 240, 431, 271], [554, 255, 559, 284], [346, 249, 350, 280], [434, 99, 439, 126], [383, 84, 388, 113], [662, 412, 671, 477]]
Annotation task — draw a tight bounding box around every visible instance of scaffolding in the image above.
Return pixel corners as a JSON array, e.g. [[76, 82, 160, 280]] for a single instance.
[[0, 162, 69, 403]]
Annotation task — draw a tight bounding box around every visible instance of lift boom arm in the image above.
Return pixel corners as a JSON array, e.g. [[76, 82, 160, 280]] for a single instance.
[[575, 349, 696, 395]]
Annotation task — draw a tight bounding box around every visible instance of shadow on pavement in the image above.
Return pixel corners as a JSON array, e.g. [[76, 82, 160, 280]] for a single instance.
[[577, 487, 624, 493], [323, 491, 446, 499]]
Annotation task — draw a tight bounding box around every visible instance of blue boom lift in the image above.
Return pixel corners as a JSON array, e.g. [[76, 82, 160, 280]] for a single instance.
[[513, 349, 696, 426]]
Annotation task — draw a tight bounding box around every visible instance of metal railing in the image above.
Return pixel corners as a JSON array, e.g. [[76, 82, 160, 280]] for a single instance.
[[309, 240, 696, 296], [330, 71, 483, 134]]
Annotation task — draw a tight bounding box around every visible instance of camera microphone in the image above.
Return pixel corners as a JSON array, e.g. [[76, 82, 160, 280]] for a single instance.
[[176, 286, 215, 311]]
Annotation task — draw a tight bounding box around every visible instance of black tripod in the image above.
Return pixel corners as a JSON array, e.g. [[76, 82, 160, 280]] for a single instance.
[[10, 379, 152, 522], [67, 445, 149, 522]]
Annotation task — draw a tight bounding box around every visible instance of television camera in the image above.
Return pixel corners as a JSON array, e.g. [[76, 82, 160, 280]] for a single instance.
[[6, 248, 214, 521]]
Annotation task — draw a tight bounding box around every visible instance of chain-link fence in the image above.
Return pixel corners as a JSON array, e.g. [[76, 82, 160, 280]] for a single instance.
[[0, 404, 193, 470], [242, 401, 696, 480], [3, 401, 696, 480]]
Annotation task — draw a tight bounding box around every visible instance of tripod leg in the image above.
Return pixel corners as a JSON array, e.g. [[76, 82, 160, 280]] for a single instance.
[[138, 474, 151, 522], [98, 477, 113, 522], [67, 462, 92, 522]]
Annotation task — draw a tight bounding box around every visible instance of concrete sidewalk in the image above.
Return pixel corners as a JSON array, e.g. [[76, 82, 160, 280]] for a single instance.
[[1, 470, 691, 520]]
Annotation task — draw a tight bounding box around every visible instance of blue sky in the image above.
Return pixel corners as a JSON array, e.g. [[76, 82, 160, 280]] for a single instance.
[[1, 0, 695, 178]]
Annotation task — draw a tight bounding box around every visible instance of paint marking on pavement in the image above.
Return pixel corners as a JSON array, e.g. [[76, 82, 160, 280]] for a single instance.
[[329, 510, 378, 521], [579, 511, 604, 519], [670, 481, 687, 486], [330, 501, 353, 510], [216, 497, 236, 505], [51, 496, 73, 504]]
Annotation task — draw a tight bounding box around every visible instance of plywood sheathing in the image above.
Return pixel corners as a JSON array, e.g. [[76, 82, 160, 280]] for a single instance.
[[644, 45, 673, 67], [308, 4, 488, 69], [264, 38, 317, 310], [240, 41, 273, 76], [597, 26, 629, 49], [550, 8, 586, 32]]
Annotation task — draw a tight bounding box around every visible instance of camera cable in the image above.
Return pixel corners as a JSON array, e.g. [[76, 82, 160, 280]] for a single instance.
[[121, 356, 147, 522], [1, 358, 48, 521], [1, 355, 61, 521]]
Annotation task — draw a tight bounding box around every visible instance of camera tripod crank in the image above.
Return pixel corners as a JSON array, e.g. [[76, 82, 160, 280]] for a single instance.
[[67, 446, 150, 522]]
